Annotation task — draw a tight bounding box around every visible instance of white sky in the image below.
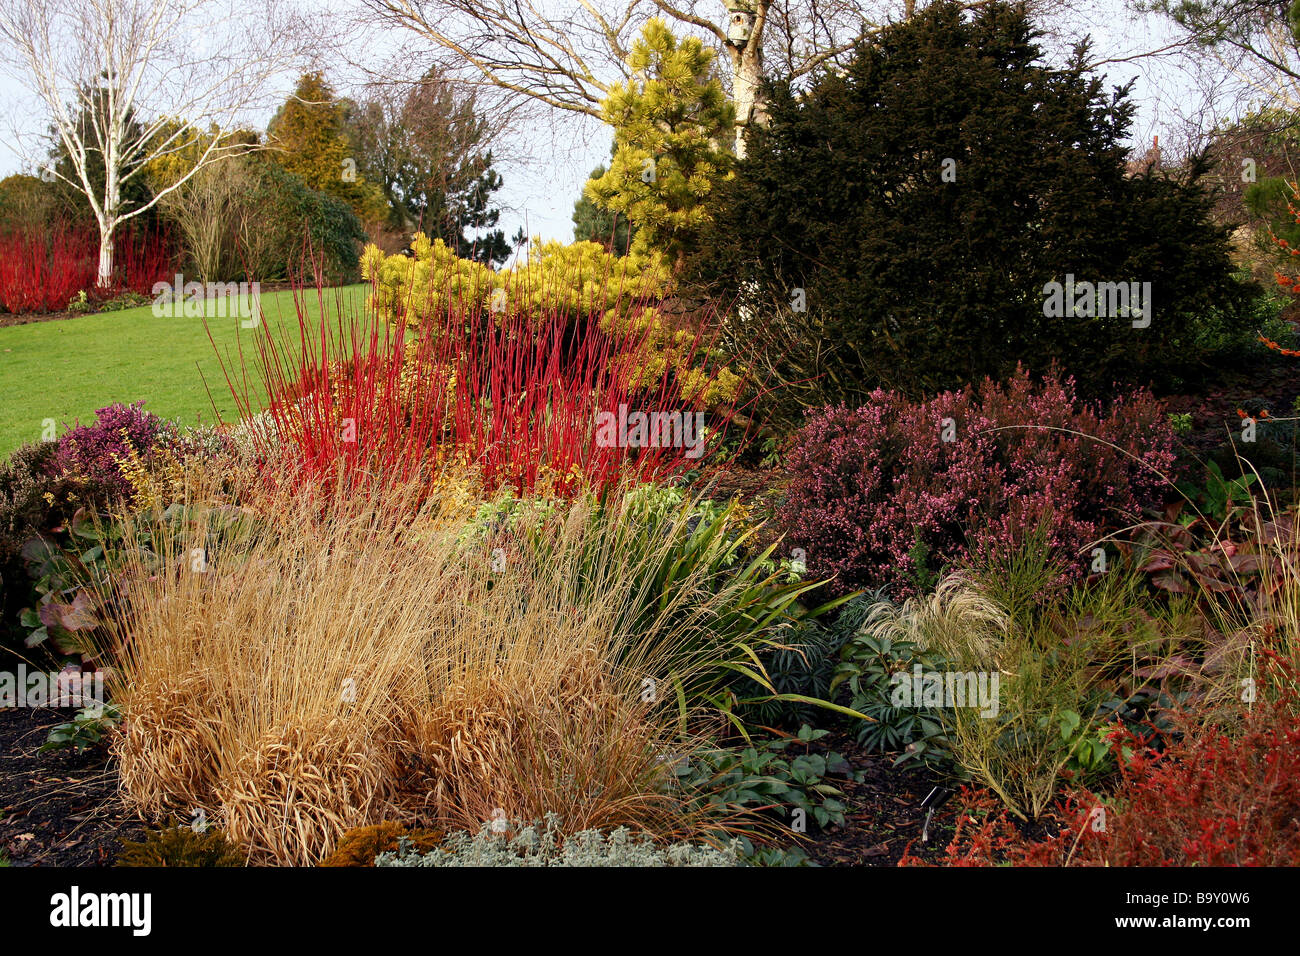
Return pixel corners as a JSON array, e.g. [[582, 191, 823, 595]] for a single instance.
[[0, 1, 1239, 245]]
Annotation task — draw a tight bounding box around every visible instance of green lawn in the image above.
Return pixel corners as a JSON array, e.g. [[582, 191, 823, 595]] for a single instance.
[[0, 285, 371, 456]]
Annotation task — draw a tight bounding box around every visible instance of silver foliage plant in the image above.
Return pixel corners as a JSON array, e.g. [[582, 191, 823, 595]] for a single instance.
[[375, 814, 740, 867]]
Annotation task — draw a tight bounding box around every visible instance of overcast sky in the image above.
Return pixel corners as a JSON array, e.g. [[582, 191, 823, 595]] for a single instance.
[[0, 1, 1236, 247]]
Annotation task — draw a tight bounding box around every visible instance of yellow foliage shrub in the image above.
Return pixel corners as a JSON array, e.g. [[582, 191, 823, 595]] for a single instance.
[[359, 234, 743, 409]]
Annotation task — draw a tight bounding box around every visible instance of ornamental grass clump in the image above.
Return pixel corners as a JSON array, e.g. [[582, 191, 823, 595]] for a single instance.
[[100, 474, 800, 864], [853, 554, 1184, 820]]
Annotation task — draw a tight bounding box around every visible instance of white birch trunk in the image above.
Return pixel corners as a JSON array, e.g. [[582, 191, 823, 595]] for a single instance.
[[96, 224, 115, 287], [730, 43, 763, 158]]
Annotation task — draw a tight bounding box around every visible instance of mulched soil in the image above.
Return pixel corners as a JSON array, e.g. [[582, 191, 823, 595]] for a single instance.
[[799, 728, 957, 866], [0, 706, 144, 867]]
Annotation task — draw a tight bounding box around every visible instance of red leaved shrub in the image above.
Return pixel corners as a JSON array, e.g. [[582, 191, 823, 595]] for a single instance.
[[910, 649, 1300, 866], [776, 366, 1176, 596]]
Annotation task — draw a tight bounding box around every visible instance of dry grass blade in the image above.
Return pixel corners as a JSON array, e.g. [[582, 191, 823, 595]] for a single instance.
[[100, 473, 757, 863]]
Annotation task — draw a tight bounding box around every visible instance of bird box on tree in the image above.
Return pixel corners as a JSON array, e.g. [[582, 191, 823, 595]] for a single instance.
[[727, 4, 755, 47]]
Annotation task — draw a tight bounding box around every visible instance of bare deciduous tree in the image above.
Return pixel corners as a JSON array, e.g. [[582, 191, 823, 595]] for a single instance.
[[361, 0, 1028, 156], [0, 0, 314, 285], [1138, 0, 1300, 111]]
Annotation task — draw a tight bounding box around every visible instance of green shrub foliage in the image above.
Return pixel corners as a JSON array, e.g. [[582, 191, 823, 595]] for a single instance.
[[694, 0, 1257, 404], [117, 823, 246, 867]]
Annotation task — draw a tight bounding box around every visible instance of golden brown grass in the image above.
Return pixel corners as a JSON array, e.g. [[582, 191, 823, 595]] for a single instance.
[[99, 474, 750, 864]]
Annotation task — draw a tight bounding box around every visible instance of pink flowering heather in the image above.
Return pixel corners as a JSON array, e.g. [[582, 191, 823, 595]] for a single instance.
[[777, 366, 1177, 597], [51, 402, 180, 503]]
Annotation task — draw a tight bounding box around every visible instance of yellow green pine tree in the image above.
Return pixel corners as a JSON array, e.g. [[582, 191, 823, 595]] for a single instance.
[[584, 19, 735, 270], [269, 72, 387, 223]]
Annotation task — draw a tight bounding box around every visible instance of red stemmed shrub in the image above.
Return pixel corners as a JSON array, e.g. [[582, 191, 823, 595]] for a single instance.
[[0, 222, 172, 314], [108, 227, 174, 297], [776, 366, 1176, 596], [0, 225, 91, 313], [910, 648, 1300, 866], [223, 275, 739, 498]]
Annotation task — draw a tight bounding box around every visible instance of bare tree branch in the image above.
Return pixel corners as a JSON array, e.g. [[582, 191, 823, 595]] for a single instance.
[[0, 0, 316, 284]]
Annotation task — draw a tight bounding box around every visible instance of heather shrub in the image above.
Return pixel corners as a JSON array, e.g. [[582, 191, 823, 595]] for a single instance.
[[777, 367, 1176, 597], [51, 402, 181, 504]]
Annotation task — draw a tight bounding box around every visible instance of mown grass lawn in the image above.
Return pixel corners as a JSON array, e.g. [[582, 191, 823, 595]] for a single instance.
[[0, 285, 371, 456]]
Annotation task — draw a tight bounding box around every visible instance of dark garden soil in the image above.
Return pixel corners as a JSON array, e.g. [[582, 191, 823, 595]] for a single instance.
[[0, 704, 965, 868], [0, 309, 85, 329], [0, 706, 144, 867], [0, 279, 311, 329], [799, 728, 958, 866]]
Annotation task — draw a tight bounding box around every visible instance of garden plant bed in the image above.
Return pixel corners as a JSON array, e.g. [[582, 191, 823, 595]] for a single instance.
[[0, 706, 144, 867], [0, 279, 319, 329], [1, 2, 1298, 931], [0, 704, 961, 868]]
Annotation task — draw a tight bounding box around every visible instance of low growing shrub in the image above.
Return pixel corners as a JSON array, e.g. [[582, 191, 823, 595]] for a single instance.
[[0, 223, 170, 314], [777, 366, 1176, 597], [318, 822, 444, 867], [117, 822, 246, 867], [832, 615, 954, 769], [375, 814, 740, 867]]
